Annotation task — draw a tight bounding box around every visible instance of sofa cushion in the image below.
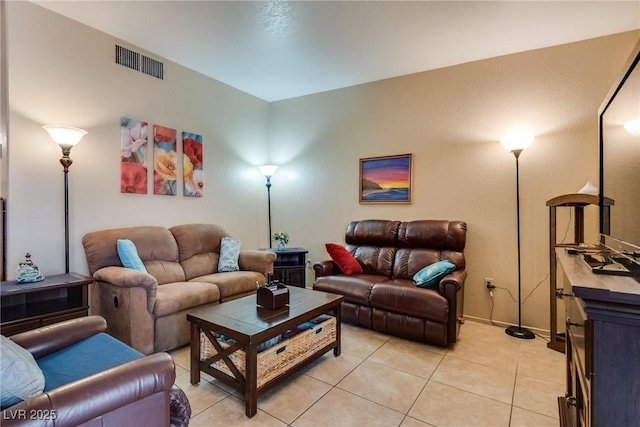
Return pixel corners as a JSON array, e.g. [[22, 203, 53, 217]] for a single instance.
[[413, 260, 456, 288], [83, 226, 179, 276], [391, 248, 443, 280], [313, 274, 385, 305], [170, 224, 229, 279], [369, 280, 449, 322], [153, 282, 221, 317], [325, 243, 362, 275], [190, 271, 261, 301], [37, 332, 142, 391], [345, 220, 400, 247], [218, 237, 241, 272], [0, 335, 45, 410], [349, 246, 397, 277], [117, 239, 147, 272]]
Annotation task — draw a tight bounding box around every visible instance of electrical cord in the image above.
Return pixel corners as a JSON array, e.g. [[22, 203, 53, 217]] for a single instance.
[[489, 209, 573, 318], [489, 290, 498, 326]]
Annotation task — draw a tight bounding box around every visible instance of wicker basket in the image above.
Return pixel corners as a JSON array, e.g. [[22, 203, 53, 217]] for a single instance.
[[200, 316, 336, 388]]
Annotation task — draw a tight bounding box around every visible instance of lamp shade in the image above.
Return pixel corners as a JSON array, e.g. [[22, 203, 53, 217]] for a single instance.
[[623, 118, 640, 137], [500, 132, 534, 152], [43, 125, 87, 147], [258, 164, 278, 177]]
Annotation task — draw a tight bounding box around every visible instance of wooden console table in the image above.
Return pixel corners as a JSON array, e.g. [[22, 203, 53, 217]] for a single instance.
[[0, 272, 91, 336], [557, 249, 640, 427]]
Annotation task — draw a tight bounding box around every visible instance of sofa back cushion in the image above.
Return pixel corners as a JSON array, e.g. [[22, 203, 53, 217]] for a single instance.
[[170, 224, 229, 280], [392, 220, 467, 280], [82, 226, 185, 285], [345, 220, 400, 276]]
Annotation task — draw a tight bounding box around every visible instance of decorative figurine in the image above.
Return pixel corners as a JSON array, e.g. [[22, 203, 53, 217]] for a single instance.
[[15, 253, 45, 283]]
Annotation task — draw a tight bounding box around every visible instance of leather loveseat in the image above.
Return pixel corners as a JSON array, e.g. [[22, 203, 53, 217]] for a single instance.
[[0, 316, 188, 427], [82, 223, 276, 354], [313, 219, 467, 346]]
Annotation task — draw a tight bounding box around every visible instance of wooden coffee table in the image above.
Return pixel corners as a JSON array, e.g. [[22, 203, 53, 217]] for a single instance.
[[187, 286, 343, 417]]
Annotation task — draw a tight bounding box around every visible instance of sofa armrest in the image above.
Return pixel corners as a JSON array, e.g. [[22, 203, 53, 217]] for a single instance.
[[313, 260, 339, 278], [0, 353, 175, 427], [438, 269, 467, 294], [238, 250, 277, 279], [93, 266, 158, 313], [10, 316, 107, 360]]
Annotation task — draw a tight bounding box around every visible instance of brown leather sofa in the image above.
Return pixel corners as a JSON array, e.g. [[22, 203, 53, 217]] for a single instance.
[[0, 316, 188, 427], [82, 223, 277, 354], [313, 219, 467, 346]]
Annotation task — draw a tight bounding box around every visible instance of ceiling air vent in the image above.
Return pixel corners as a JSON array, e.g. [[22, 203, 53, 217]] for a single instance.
[[115, 45, 164, 80]]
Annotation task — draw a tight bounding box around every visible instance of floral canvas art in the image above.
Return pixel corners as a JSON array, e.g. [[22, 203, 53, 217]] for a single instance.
[[120, 117, 148, 194], [182, 132, 203, 197], [153, 125, 177, 195]]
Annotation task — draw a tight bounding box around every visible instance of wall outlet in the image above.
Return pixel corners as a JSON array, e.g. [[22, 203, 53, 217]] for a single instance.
[[306, 260, 312, 268], [485, 278, 495, 289]]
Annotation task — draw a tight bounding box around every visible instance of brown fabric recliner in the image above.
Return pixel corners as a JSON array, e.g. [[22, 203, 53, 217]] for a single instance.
[[0, 316, 184, 427], [82, 223, 277, 354], [313, 219, 467, 346]]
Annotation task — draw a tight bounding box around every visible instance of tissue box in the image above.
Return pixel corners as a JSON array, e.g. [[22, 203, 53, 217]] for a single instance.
[[257, 283, 289, 310]]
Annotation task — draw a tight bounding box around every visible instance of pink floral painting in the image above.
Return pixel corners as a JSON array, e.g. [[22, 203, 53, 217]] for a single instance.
[[120, 117, 148, 194], [153, 125, 177, 195], [182, 132, 203, 197]]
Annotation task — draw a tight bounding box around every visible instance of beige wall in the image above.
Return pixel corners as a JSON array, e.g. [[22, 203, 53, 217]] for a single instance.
[[268, 31, 640, 331], [4, 1, 639, 331], [5, 2, 271, 276]]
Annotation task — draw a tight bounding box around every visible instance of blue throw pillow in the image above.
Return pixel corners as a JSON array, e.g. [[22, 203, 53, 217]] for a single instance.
[[218, 237, 241, 272], [116, 239, 147, 272], [413, 260, 456, 288]]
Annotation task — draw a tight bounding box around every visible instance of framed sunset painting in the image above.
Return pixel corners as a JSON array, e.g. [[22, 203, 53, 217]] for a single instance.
[[359, 154, 412, 203]]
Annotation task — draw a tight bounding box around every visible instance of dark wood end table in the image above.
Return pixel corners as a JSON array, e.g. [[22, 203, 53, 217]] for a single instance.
[[1, 272, 91, 336]]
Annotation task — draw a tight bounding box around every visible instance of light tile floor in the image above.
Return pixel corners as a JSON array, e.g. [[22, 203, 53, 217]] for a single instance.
[[169, 320, 565, 427]]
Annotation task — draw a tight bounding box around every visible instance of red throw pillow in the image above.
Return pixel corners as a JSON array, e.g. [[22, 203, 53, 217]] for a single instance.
[[325, 243, 363, 275]]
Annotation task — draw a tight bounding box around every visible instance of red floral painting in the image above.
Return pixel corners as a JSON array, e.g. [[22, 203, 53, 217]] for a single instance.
[[182, 132, 203, 197], [153, 125, 177, 195], [120, 117, 148, 194]]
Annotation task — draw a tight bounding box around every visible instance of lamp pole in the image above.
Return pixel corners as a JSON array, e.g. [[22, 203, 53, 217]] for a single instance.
[[258, 165, 278, 248], [504, 147, 535, 340], [265, 175, 273, 248], [60, 145, 73, 273], [43, 125, 87, 274]]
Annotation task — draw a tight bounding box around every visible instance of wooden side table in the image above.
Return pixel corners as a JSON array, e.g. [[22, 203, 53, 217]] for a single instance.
[[0, 272, 91, 336], [261, 247, 308, 288]]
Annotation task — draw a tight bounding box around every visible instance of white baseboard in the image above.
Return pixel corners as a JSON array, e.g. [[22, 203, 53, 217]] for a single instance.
[[463, 315, 551, 339]]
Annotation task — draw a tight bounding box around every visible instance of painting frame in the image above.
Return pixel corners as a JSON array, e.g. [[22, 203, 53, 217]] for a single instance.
[[359, 153, 413, 204]]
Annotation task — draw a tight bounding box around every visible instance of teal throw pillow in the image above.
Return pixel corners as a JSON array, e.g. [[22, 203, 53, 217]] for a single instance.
[[413, 260, 456, 288], [116, 239, 147, 272], [0, 335, 45, 410], [218, 237, 241, 272]]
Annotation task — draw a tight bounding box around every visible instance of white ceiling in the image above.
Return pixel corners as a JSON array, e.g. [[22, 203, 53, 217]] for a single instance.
[[33, 1, 640, 102]]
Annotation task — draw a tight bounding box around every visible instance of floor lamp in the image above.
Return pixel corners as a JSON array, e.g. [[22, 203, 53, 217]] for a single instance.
[[501, 132, 535, 340], [258, 165, 278, 248], [43, 125, 88, 274]]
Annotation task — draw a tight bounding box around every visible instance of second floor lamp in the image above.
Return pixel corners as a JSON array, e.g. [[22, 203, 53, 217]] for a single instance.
[[501, 132, 535, 340], [258, 165, 278, 248]]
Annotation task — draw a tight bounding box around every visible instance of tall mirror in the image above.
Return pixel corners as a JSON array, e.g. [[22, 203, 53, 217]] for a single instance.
[[599, 40, 640, 269]]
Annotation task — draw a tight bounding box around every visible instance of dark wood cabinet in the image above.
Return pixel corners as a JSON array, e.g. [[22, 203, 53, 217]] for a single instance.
[[557, 249, 640, 427], [263, 247, 308, 288], [0, 273, 91, 336]]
